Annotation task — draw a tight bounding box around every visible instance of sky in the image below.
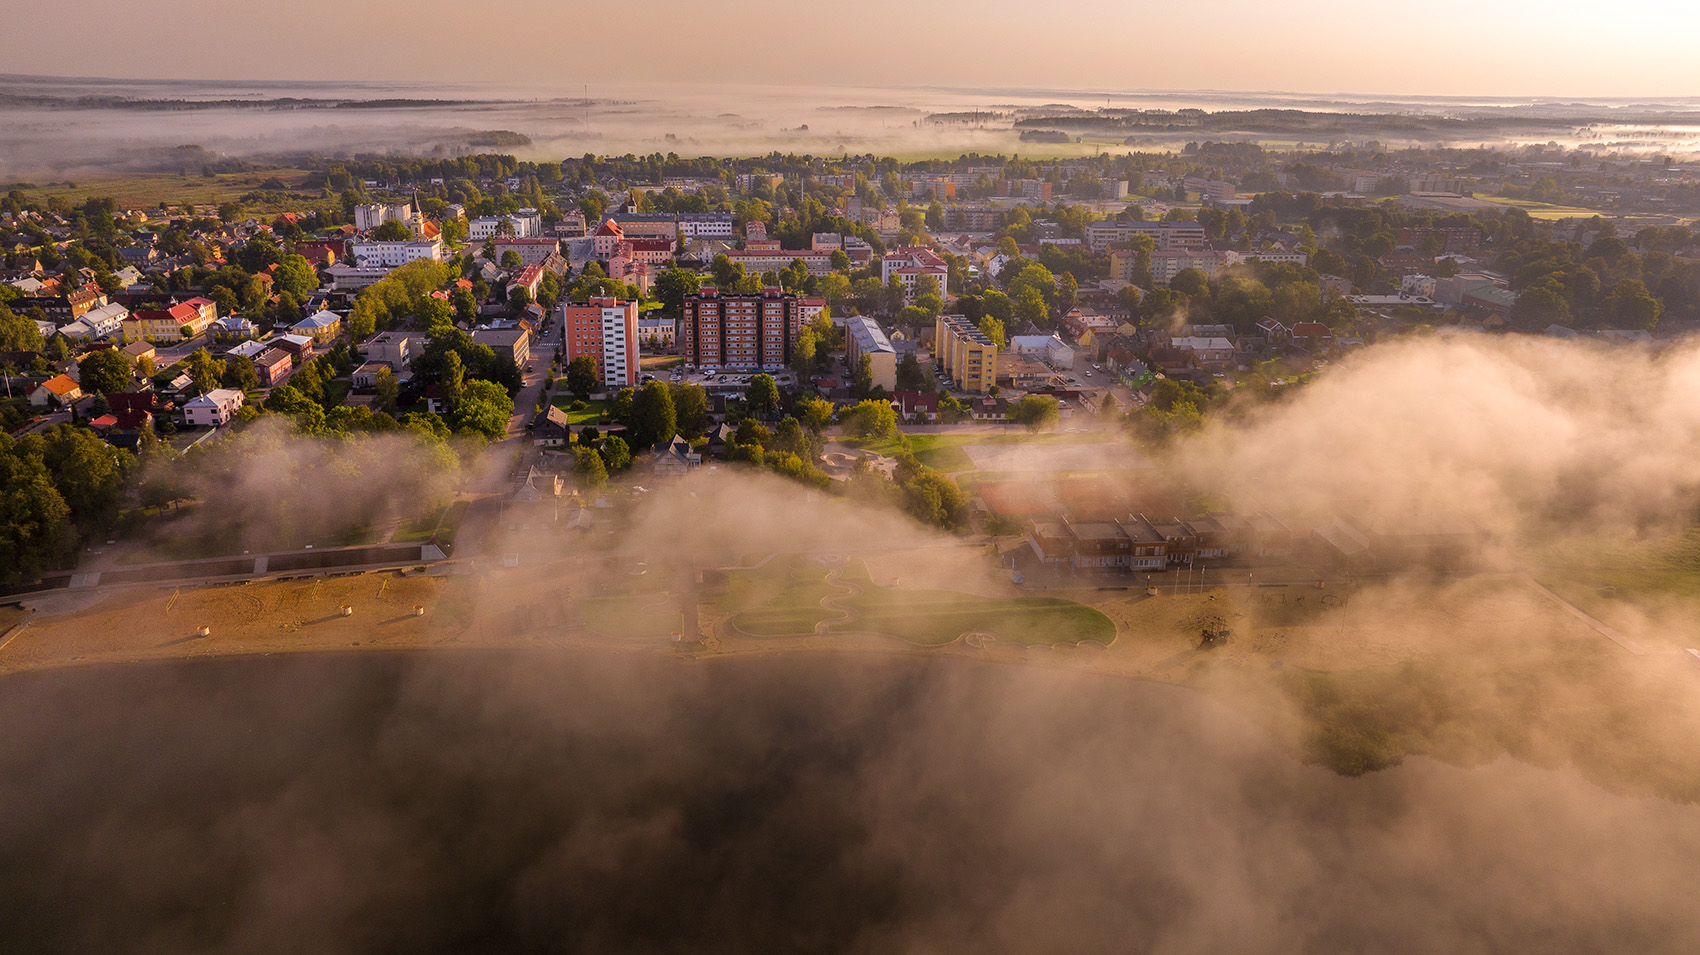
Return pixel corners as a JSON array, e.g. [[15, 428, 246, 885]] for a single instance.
[[2, 0, 1698, 99]]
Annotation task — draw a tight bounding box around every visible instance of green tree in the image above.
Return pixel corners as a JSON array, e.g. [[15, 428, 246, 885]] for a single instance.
[[0, 304, 44, 352], [628, 379, 677, 447], [566, 355, 598, 397], [771, 417, 807, 456], [1007, 394, 1060, 432], [1015, 287, 1048, 324], [500, 250, 522, 271], [186, 348, 222, 395], [652, 267, 701, 318], [795, 395, 835, 433], [272, 254, 318, 298], [839, 399, 897, 438], [0, 434, 74, 581], [76, 348, 133, 395], [977, 315, 1006, 348], [791, 325, 818, 381], [746, 373, 779, 419], [221, 355, 259, 391], [374, 365, 399, 413], [670, 382, 710, 438], [599, 434, 632, 471], [450, 378, 513, 439], [574, 444, 608, 489], [371, 219, 413, 241], [1600, 279, 1663, 329], [439, 350, 465, 412], [851, 354, 874, 397], [27, 424, 130, 534], [896, 353, 928, 391], [1510, 279, 1572, 328]]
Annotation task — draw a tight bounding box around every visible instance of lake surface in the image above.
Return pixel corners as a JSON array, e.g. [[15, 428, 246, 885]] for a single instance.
[[3, 650, 1698, 953]]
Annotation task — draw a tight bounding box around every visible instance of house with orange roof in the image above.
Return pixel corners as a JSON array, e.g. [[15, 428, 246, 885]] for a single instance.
[[29, 373, 82, 408]]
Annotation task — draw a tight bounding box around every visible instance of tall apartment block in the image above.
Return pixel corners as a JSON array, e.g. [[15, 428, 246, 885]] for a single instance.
[[679, 287, 802, 371], [561, 297, 640, 390], [934, 313, 998, 393]]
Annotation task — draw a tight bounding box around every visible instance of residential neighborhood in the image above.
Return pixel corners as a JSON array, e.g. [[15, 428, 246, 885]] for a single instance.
[[3, 143, 1699, 591]]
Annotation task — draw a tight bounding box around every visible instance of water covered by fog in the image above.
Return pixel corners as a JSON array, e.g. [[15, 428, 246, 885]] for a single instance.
[[10, 74, 1700, 179]]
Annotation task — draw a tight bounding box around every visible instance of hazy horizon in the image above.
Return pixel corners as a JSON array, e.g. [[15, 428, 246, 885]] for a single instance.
[[4, 0, 1700, 99]]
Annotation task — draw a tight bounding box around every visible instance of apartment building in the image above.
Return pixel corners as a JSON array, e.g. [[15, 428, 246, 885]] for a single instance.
[[561, 297, 640, 389], [354, 201, 420, 234], [934, 313, 998, 393], [469, 211, 541, 239], [1149, 249, 1228, 285], [346, 238, 443, 269], [1084, 220, 1208, 253], [719, 248, 835, 276], [493, 237, 562, 267], [680, 287, 802, 371], [844, 316, 897, 392], [881, 247, 950, 301], [123, 301, 214, 342]]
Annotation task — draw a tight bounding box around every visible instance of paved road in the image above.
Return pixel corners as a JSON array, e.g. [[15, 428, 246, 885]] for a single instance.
[[153, 334, 212, 367]]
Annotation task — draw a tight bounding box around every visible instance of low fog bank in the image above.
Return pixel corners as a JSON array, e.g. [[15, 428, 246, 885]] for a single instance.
[[1183, 333, 1700, 545], [13, 76, 1700, 178], [4, 651, 1699, 954]]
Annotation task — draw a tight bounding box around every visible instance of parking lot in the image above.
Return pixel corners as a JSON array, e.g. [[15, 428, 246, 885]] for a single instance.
[[672, 368, 799, 390]]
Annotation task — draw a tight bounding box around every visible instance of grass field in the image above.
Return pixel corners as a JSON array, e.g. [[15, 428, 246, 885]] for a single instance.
[[11, 168, 328, 212], [846, 430, 1119, 474], [393, 500, 468, 545], [640, 356, 684, 370], [716, 555, 1115, 646], [720, 556, 840, 636], [832, 586, 1117, 646], [549, 397, 608, 424], [1478, 195, 1618, 220], [580, 594, 681, 640]]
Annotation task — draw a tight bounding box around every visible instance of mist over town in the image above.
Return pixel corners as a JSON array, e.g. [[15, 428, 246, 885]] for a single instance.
[[5, 2, 1700, 949]]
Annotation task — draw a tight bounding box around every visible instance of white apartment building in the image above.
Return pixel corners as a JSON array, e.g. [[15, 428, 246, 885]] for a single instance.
[[1084, 221, 1208, 253], [1149, 249, 1228, 285], [346, 238, 444, 269], [469, 211, 542, 240], [881, 247, 950, 302], [354, 201, 419, 234], [1226, 249, 1310, 267]]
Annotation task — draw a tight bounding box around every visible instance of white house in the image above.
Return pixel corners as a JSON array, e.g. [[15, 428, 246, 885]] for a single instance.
[[182, 388, 245, 427], [59, 302, 129, 341]]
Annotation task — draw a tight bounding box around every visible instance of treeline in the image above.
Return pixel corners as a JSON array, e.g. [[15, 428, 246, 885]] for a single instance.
[[0, 426, 134, 582]]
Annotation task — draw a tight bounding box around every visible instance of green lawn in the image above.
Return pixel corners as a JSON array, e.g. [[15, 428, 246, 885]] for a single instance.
[[718, 557, 1116, 646], [393, 500, 468, 545], [580, 594, 681, 640], [550, 397, 608, 424], [832, 587, 1116, 647], [1478, 195, 1618, 221], [641, 355, 683, 369], [845, 430, 1119, 473], [721, 556, 841, 636]]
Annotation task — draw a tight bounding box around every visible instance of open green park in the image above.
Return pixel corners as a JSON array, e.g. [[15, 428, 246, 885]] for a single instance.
[[715, 555, 1115, 647], [844, 429, 1120, 474]]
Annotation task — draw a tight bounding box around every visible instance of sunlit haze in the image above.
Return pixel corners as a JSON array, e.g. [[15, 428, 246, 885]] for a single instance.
[[5, 0, 1700, 97]]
